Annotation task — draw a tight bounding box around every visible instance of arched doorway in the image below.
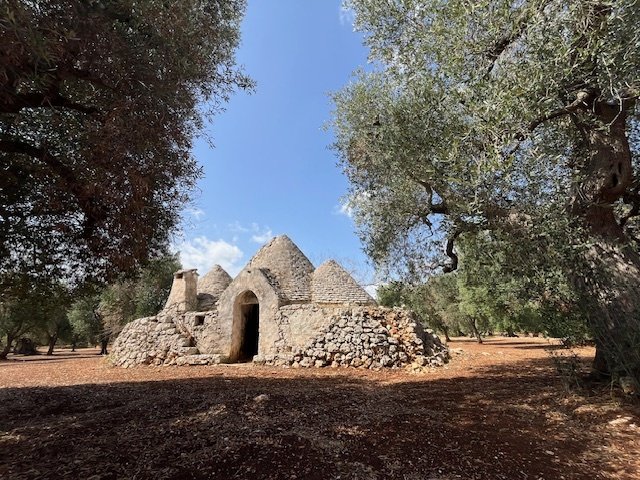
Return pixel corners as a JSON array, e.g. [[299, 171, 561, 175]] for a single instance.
[[229, 291, 260, 362]]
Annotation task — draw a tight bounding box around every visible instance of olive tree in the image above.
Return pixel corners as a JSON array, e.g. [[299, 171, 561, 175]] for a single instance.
[[69, 254, 179, 352], [1, 0, 251, 283], [332, 0, 640, 380]]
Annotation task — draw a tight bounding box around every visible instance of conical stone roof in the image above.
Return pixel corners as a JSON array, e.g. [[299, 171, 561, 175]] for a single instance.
[[198, 265, 232, 299], [312, 260, 376, 305], [244, 235, 315, 303]]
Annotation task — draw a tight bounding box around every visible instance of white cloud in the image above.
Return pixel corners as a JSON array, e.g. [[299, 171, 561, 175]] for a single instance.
[[335, 200, 354, 218], [335, 192, 371, 218], [174, 236, 244, 277], [185, 207, 206, 220], [251, 228, 273, 244], [227, 221, 274, 244], [228, 221, 249, 233], [339, 5, 356, 27]]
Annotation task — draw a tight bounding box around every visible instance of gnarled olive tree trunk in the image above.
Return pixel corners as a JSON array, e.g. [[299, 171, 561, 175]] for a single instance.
[[571, 97, 640, 380], [0, 333, 15, 360], [46, 333, 58, 356]]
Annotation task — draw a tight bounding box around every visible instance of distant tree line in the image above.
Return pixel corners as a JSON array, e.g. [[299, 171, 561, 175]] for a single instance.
[[377, 229, 591, 345], [0, 254, 179, 359]]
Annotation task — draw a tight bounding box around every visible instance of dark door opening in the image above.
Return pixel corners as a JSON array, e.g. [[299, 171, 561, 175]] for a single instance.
[[238, 303, 259, 362], [230, 291, 260, 363]]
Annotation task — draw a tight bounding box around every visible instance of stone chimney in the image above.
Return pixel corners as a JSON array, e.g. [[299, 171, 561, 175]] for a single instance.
[[164, 269, 198, 313]]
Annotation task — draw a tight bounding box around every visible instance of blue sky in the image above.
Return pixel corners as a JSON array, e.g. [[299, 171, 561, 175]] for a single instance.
[[174, 1, 374, 287]]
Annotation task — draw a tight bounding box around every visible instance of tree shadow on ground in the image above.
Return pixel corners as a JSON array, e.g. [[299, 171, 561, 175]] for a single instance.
[[1, 358, 638, 480], [472, 338, 577, 352], [496, 344, 569, 351], [1, 348, 102, 365], [0, 355, 103, 366]]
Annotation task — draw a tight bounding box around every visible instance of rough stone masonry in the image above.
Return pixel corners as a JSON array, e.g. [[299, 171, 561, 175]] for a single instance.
[[111, 235, 449, 369]]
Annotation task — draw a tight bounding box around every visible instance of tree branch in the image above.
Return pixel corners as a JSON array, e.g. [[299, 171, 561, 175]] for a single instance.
[[0, 139, 54, 161], [527, 90, 593, 132], [57, 67, 117, 92], [413, 178, 450, 215], [484, 3, 550, 76], [504, 90, 594, 158], [0, 138, 102, 237], [603, 87, 639, 107], [0, 90, 99, 115], [442, 231, 461, 273], [486, 29, 525, 76]]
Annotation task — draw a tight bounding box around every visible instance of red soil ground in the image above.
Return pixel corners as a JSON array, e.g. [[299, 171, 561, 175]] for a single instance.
[[0, 337, 638, 480]]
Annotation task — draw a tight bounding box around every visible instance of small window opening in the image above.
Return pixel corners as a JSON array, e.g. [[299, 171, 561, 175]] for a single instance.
[[175, 273, 183, 279], [194, 315, 205, 326]]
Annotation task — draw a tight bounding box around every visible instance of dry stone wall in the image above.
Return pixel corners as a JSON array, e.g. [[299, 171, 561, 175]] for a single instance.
[[112, 306, 449, 371], [254, 306, 449, 370], [271, 304, 336, 353], [111, 314, 202, 368]]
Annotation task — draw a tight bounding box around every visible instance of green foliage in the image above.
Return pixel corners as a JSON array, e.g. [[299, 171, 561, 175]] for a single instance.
[[332, 0, 639, 272], [36, 282, 73, 352], [67, 295, 102, 346], [0, 253, 179, 354], [420, 275, 466, 337], [1, 0, 252, 284], [455, 231, 592, 339], [332, 0, 640, 379], [376, 281, 409, 307], [0, 274, 38, 357], [377, 275, 464, 339], [131, 255, 182, 318], [0, 275, 72, 356], [97, 254, 181, 337]]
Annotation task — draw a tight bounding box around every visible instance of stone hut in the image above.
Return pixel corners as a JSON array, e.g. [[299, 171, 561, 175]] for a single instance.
[[111, 235, 448, 369]]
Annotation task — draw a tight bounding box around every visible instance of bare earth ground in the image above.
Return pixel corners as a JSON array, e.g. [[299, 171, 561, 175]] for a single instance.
[[0, 338, 638, 480]]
